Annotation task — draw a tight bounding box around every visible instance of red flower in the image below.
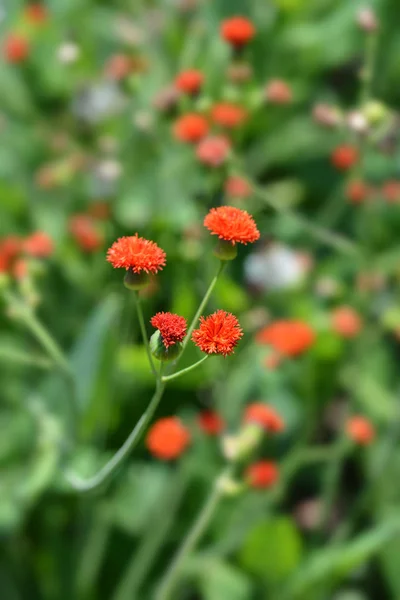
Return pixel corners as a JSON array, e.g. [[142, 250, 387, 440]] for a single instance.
[[346, 180, 370, 204], [264, 79, 293, 104], [175, 69, 204, 94], [173, 113, 209, 143], [23, 231, 54, 258], [196, 135, 231, 167], [211, 102, 247, 128], [204, 206, 260, 245], [198, 410, 225, 435], [331, 145, 359, 170], [244, 403, 285, 433], [107, 234, 166, 273], [0, 236, 22, 273], [192, 310, 243, 356], [221, 16, 256, 47], [346, 416, 375, 445], [256, 320, 315, 357], [224, 175, 252, 199], [4, 34, 29, 63], [151, 312, 187, 348], [70, 215, 103, 253], [13, 258, 28, 280], [382, 180, 400, 203], [246, 461, 279, 489], [146, 417, 191, 460], [24, 3, 48, 24], [332, 306, 362, 338]]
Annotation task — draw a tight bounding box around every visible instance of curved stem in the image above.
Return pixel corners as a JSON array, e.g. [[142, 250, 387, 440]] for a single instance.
[[65, 380, 166, 493], [155, 465, 232, 600], [133, 292, 157, 377], [162, 355, 209, 382]]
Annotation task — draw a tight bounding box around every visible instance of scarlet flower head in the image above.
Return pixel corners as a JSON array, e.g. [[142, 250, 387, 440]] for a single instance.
[[244, 403, 285, 433], [221, 16, 256, 47], [146, 417, 191, 460], [264, 79, 293, 105], [175, 69, 204, 94], [70, 215, 103, 253], [198, 410, 225, 435], [346, 180, 370, 204], [151, 312, 187, 348], [173, 113, 209, 143], [192, 310, 243, 357], [196, 135, 231, 167], [204, 206, 260, 245], [331, 145, 359, 170], [246, 461, 279, 489], [107, 234, 166, 274], [24, 3, 48, 24], [256, 320, 315, 357], [224, 175, 252, 199], [346, 416, 375, 446], [332, 306, 362, 338], [211, 102, 247, 128], [4, 34, 29, 63], [23, 231, 54, 258]]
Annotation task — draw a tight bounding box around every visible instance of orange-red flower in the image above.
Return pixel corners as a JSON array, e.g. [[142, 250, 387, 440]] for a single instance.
[[331, 145, 359, 170], [221, 16, 255, 47], [173, 113, 209, 143], [24, 3, 48, 24], [196, 135, 231, 167], [382, 180, 400, 203], [256, 320, 315, 357], [246, 460, 279, 489], [224, 176, 252, 199], [0, 236, 22, 274], [23, 231, 54, 258], [192, 310, 243, 357], [175, 69, 204, 94], [346, 180, 370, 204], [4, 34, 29, 63], [70, 215, 103, 253], [211, 102, 247, 128], [346, 416, 375, 445], [198, 410, 225, 435], [264, 79, 293, 104], [107, 234, 166, 273], [151, 312, 187, 348], [244, 403, 285, 433], [332, 306, 362, 338], [204, 206, 260, 245], [146, 417, 191, 460]]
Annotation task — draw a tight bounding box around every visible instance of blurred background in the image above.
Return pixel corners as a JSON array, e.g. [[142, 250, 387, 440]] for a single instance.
[[1, 0, 400, 599]]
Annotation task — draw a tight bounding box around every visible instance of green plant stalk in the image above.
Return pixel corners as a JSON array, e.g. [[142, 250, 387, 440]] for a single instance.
[[162, 355, 209, 382], [0, 347, 52, 370], [317, 439, 349, 538], [155, 464, 233, 600], [66, 378, 166, 493], [133, 292, 157, 377]]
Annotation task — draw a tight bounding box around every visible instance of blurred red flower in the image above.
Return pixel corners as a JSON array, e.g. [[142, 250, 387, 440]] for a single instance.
[[151, 312, 187, 348], [70, 215, 103, 253], [332, 306, 362, 338], [4, 34, 29, 63], [224, 175, 252, 199], [24, 3, 48, 24], [382, 180, 400, 203], [146, 417, 191, 460], [173, 113, 209, 143], [23, 231, 54, 258], [221, 16, 255, 47], [196, 135, 231, 167], [192, 310, 243, 356], [107, 234, 166, 273], [346, 180, 370, 204], [264, 79, 293, 104], [198, 410, 225, 435], [175, 69, 204, 94], [244, 403, 285, 433], [331, 145, 359, 170], [246, 460, 279, 489], [211, 102, 247, 128], [346, 416, 375, 445], [0, 236, 22, 273], [204, 206, 259, 244], [256, 320, 315, 357]]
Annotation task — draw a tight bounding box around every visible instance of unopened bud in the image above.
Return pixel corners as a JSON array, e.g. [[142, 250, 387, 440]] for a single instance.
[[312, 103, 342, 128], [216, 474, 245, 496], [150, 330, 183, 362], [222, 423, 263, 461], [213, 239, 237, 261], [363, 100, 387, 125], [124, 269, 149, 291]]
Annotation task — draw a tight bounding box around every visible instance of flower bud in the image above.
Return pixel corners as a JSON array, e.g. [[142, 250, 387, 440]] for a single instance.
[[222, 423, 263, 462], [123, 269, 150, 290], [150, 330, 183, 362], [213, 239, 238, 261], [216, 474, 245, 496], [363, 100, 388, 125]]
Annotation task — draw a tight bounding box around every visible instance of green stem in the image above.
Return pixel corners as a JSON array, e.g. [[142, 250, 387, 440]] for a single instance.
[[162, 355, 209, 382], [360, 32, 378, 106], [317, 439, 349, 537], [155, 465, 232, 600], [0, 347, 52, 370], [65, 380, 166, 493], [133, 292, 157, 377]]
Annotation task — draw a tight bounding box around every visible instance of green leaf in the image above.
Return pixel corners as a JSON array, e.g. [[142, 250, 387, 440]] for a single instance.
[[186, 557, 252, 600], [239, 517, 303, 584]]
